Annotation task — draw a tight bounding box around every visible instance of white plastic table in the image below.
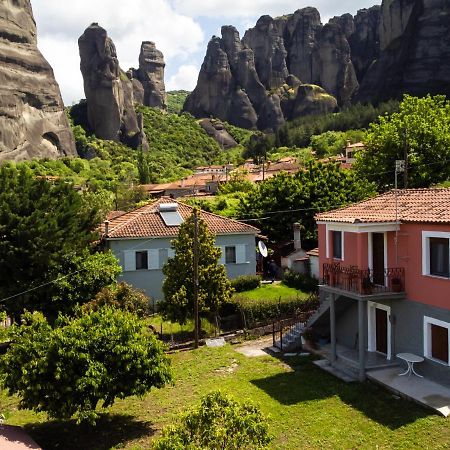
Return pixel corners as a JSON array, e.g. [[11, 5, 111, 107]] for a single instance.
[[396, 353, 424, 378]]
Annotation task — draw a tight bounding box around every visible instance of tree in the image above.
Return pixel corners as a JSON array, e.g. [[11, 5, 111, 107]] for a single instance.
[[82, 282, 150, 318], [161, 211, 233, 325], [0, 164, 118, 319], [238, 162, 376, 243], [355, 95, 450, 190], [0, 308, 172, 424], [153, 391, 272, 450]]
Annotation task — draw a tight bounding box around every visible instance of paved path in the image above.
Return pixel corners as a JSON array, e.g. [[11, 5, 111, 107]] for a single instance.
[[368, 367, 450, 417], [0, 425, 41, 449]]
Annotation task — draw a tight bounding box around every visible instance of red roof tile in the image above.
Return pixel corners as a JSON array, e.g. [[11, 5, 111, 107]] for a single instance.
[[102, 197, 260, 239], [315, 188, 450, 224]]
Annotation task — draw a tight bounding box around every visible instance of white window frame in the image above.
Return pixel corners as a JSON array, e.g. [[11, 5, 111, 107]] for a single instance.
[[423, 316, 450, 366], [367, 301, 392, 360], [422, 231, 450, 279]]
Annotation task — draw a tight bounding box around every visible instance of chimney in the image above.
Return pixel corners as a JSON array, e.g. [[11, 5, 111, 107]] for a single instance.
[[293, 223, 301, 250], [104, 220, 110, 237]]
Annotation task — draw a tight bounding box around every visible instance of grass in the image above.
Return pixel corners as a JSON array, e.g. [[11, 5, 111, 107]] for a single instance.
[[236, 282, 308, 301], [1, 343, 447, 449], [147, 315, 217, 341]]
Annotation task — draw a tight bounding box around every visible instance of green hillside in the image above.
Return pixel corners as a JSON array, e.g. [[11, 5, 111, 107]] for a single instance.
[[167, 90, 190, 114]]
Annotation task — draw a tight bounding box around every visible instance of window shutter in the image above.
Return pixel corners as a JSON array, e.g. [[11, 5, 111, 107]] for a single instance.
[[168, 248, 175, 258], [236, 244, 247, 264], [219, 246, 225, 265], [123, 250, 136, 271], [148, 249, 160, 270]]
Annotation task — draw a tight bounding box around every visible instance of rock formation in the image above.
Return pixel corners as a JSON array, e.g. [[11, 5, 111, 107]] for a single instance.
[[184, 24, 337, 131], [357, 0, 450, 101], [185, 0, 450, 129], [128, 41, 167, 109], [0, 0, 76, 162], [199, 119, 237, 149], [78, 23, 147, 149]]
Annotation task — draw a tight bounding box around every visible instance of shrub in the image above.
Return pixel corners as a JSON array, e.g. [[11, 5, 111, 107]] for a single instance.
[[82, 282, 150, 318], [153, 391, 272, 450], [231, 293, 319, 328], [230, 275, 261, 293], [283, 270, 318, 293], [0, 308, 172, 423]]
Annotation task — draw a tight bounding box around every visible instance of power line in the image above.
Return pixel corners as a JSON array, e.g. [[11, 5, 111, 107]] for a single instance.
[[0, 268, 87, 305]]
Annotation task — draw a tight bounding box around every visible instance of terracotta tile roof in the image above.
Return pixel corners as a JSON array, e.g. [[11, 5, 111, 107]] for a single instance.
[[315, 188, 450, 224], [307, 248, 319, 257], [102, 197, 260, 239], [346, 142, 365, 148]]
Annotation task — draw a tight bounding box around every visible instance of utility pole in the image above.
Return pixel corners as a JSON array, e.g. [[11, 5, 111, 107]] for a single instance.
[[395, 160, 405, 265], [193, 209, 199, 348], [403, 127, 408, 188]]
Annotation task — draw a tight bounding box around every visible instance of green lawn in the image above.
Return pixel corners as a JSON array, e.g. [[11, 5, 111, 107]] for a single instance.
[[236, 282, 308, 301], [148, 315, 217, 341], [0, 344, 448, 449]]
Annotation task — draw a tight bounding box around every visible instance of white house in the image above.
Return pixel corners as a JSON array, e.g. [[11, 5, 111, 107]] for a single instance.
[[101, 197, 260, 300]]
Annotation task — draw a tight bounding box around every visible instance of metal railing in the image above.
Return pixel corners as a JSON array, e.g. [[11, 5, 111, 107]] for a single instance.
[[322, 263, 405, 295]]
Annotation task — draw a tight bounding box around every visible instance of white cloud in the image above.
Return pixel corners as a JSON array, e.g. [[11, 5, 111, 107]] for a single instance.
[[172, 0, 379, 21], [167, 65, 200, 91], [32, 0, 204, 104]]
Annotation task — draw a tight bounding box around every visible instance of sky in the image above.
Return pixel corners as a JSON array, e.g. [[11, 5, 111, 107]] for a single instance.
[[32, 0, 379, 105]]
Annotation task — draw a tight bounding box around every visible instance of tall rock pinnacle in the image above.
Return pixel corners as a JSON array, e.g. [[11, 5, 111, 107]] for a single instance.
[[0, 0, 76, 162], [78, 23, 147, 149], [130, 41, 167, 109]]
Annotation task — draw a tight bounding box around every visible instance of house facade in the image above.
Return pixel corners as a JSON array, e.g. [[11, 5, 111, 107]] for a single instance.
[[101, 198, 260, 300], [314, 188, 450, 386]]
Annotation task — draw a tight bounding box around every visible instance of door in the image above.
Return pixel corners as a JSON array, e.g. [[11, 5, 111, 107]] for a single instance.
[[372, 233, 385, 285], [375, 308, 388, 355]]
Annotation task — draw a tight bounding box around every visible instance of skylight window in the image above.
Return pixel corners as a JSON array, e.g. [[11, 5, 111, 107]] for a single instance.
[[159, 203, 184, 226]]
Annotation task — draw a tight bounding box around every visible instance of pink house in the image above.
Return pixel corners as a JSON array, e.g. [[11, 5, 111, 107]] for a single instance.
[[313, 188, 450, 385]]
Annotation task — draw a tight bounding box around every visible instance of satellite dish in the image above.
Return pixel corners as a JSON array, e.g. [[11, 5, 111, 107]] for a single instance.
[[258, 241, 268, 258]]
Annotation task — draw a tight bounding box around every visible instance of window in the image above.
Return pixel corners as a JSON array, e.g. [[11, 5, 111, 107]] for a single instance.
[[225, 246, 236, 264], [424, 316, 450, 365], [136, 251, 148, 270], [430, 238, 450, 277], [332, 231, 343, 259], [422, 232, 450, 278]]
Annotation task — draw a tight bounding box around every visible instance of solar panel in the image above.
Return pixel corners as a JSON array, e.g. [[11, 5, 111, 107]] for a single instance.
[[159, 203, 184, 226]]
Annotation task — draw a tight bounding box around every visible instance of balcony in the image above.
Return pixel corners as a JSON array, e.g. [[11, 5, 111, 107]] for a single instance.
[[321, 263, 405, 299]]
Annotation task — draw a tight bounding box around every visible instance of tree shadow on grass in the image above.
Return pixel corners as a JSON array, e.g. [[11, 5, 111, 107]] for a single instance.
[[23, 413, 156, 450], [251, 355, 433, 429]]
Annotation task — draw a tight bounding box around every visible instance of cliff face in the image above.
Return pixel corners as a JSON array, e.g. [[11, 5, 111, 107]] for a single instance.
[[129, 41, 167, 110], [357, 0, 450, 101], [184, 22, 338, 131], [78, 23, 147, 149], [185, 0, 450, 129], [0, 0, 76, 162]]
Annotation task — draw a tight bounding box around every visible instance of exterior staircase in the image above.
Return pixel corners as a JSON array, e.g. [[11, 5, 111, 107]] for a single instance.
[[305, 297, 330, 328], [274, 321, 306, 351]]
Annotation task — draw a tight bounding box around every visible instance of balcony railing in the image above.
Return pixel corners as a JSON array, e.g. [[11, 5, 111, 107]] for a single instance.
[[322, 263, 405, 296]]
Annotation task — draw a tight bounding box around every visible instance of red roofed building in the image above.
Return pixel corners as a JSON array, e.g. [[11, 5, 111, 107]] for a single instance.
[[311, 188, 450, 386], [101, 197, 260, 300]]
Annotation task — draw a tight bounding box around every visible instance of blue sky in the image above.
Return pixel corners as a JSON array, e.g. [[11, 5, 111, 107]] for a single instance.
[[31, 0, 379, 105]]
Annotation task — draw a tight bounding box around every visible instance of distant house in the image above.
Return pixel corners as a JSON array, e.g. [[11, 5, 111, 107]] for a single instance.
[[101, 197, 260, 300], [344, 141, 365, 164], [313, 188, 450, 386], [141, 172, 226, 198]]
